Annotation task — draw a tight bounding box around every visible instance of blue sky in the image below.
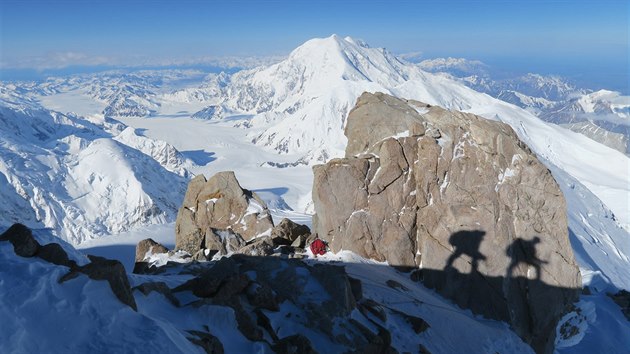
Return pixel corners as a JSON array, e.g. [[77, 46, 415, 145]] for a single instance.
[[1, 0, 628, 91]]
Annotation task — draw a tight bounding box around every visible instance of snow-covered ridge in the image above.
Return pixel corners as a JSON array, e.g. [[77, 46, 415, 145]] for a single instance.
[[0, 86, 194, 244]]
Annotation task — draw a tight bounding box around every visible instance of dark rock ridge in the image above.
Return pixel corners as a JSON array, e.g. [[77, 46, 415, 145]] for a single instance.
[[1, 223, 136, 311], [312, 92, 581, 353], [175, 171, 312, 259], [167, 254, 405, 353]]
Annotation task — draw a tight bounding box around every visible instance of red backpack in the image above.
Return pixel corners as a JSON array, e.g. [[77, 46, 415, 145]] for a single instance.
[[310, 238, 327, 256]]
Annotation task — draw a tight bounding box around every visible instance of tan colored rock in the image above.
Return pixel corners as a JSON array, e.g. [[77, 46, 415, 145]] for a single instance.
[[135, 238, 169, 263], [312, 92, 580, 353], [175, 171, 274, 255], [270, 218, 310, 243]]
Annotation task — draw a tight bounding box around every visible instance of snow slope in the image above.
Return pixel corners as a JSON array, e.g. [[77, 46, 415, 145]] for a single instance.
[[0, 86, 190, 244]]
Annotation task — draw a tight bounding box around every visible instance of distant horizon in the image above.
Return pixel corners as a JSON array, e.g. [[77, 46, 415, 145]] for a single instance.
[[1, 0, 627, 92]]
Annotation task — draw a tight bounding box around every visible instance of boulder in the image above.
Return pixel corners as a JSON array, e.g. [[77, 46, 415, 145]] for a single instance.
[[60, 255, 137, 311], [175, 172, 274, 255], [0, 223, 40, 257], [238, 237, 274, 257], [135, 238, 169, 263], [205, 228, 245, 257], [312, 92, 581, 353], [271, 218, 310, 243], [37, 243, 74, 268]]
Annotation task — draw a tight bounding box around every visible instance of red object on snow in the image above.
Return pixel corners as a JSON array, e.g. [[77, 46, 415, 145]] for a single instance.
[[310, 238, 327, 256]]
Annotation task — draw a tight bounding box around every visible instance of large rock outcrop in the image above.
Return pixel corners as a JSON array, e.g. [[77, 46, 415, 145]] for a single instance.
[[175, 172, 274, 255], [312, 92, 580, 353]]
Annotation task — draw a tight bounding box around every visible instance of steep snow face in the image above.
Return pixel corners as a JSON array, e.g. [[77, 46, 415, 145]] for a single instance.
[[419, 58, 630, 155], [0, 87, 190, 244]]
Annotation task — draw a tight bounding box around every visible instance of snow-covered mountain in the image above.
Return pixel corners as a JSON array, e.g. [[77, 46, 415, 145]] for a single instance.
[[418, 57, 630, 154], [0, 85, 192, 244]]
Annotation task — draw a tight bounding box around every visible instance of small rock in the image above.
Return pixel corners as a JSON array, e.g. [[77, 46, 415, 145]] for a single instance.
[[135, 238, 169, 263], [271, 218, 311, 243], [386, 279, 408, 292], [134, 281, 180, 307], [0, 223, 40, 257], [290, 235, 306, 248], [358, 299, 387, 323], [193, 249, 209, 262], [239, 237, 274, 256]]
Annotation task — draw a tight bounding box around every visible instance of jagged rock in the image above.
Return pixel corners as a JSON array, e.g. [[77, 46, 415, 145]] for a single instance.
[[350, 319, 397, 354], [358, 299, 387, 323], [60, 255, 137, 311], [213, 274, 250, 302], [271, 218, 311, 243], [390, 308, 430, 334], [309, 264, 358, 316], [175, 172, 274, 255], [290, 235, 306, 248], [312, 92, 581, 353], [37, 243, 74, 268], [239, 237, 274, 256], [272, 334, 317, 354], [134, 281, 180, 307], [135, 238, 169, 263], [205, 228, 245, 256], [0, 223, 40, 257], [187, 330, 224, 354], [173, 257, 238, 298], [192, 249, 209, 262]]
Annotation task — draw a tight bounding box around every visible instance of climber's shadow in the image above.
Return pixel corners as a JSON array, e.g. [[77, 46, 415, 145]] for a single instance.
[[506, 237, 547, 281], [445, 230, 486, 273]]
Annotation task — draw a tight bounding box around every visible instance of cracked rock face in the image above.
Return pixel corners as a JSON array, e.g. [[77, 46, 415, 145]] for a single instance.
[[312, 92, 580, 353], [175, 171, 274, 255]]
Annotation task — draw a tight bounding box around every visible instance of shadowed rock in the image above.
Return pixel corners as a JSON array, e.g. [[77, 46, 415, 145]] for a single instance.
[[60, 255, 137, 311], [0, 223, 40, 257], [271, 218, 311, 243], [37, 243, 74, 268]]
